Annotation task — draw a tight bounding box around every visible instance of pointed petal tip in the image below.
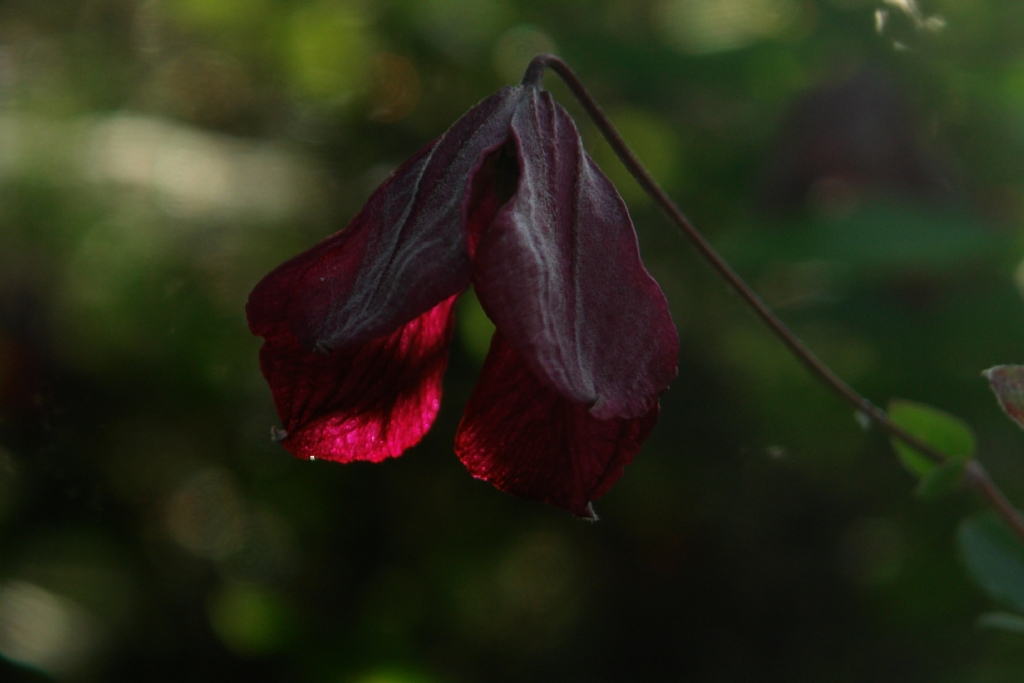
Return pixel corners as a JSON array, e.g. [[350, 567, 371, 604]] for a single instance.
[[455, 334, 658, 517]]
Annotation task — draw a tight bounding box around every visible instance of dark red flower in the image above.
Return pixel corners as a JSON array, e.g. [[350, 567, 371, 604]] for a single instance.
[[246, 80, 678, 517]]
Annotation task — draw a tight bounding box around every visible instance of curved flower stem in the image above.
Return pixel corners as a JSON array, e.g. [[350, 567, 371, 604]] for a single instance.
[[526, 53, 1024, 543]]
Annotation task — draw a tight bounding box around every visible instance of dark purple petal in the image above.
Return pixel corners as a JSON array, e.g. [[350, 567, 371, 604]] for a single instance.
[[258, 295, 457, 463], [248, 86, 526, 353], [462, 140, 517, 257], [469, 87, 678, 422], [455, 333, 658, 517]]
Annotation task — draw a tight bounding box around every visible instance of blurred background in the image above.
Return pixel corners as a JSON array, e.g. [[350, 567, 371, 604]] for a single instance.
[[2, 0, 1024, 681]]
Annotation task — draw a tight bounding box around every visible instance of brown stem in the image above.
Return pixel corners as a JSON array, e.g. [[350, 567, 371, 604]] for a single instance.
[[964, 460, 1024, 539], [526, 53, 1024, 544]]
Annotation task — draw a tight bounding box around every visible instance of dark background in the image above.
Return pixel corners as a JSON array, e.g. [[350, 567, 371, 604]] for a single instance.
[[2, 0, 1024, 681]]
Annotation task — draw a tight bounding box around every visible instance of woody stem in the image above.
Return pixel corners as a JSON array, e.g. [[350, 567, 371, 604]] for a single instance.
[[526, 53, 1024, 544]]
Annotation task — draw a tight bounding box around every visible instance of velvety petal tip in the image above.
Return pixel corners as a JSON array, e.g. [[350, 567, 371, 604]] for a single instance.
[[455, 334, 658, 517], [256, 295, 458, 464], [280, 383, 442, 463]]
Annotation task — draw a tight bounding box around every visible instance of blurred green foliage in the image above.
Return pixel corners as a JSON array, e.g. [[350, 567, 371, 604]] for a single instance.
[[960, 511, 1024, 640], [2, 0, 1024, 681], [888, 399, 975, 477]]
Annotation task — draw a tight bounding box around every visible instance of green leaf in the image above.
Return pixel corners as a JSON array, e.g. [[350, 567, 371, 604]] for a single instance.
[[887, 399, 976, 477], [978, 611, 1024, 636], [914, 459, 966, 500], [983, 365, 1024, 430], [958, 511, 1024, 613]]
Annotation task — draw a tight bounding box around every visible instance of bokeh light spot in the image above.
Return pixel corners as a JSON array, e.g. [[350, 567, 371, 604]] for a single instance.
[[85, 114, 312, 221], [656, 0, 800, 54], [150, 49, 253, 127], [352, 668, 437, 683], [164, 467, 246, 561], [207, 582, 292, 657], [287, 3, 373, 104], [495, 532, 578, 619], [368, 54, 421, 124], [0, 581, 105, 678]]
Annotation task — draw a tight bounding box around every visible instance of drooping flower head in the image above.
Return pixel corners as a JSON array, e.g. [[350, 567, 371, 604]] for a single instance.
[[246, 66, 678, 517]]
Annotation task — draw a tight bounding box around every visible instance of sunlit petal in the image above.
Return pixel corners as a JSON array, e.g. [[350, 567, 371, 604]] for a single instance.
[[259, 295, 457, 462]]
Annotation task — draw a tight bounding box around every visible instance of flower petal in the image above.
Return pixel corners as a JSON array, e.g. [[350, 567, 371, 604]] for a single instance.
[[470, 88, 678, 421], [247, 86, 531, 461], [259, 295, 457, 463], [247, 87, 525, 353], [455, 333, 658, 517]]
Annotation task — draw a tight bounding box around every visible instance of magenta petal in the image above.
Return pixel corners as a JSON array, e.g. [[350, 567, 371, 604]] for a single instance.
[[470, 88, 678, 421], [259, 295, 457, 463], [455, 333, 658, 517]]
